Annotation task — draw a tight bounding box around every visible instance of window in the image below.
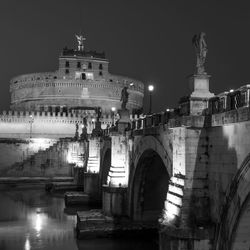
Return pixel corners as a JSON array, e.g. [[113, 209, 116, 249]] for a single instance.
[[99, 63, 103, 70], [65, 69, 69, 74], [86, 72, 94, 80], [99, 71, 103, 76], [88, 62, 92, 69], [55, 106, 60, 113], [77, 62, 81, 68], [48, 106, 52, 113], [81, 73, 86, 80], [65, 61, 69, 67], [62, 107, 67, 113]]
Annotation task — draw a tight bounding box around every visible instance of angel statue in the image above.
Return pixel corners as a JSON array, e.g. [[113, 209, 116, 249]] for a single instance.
[[192, 32, 208, 74], [75, 34, 86, 51]]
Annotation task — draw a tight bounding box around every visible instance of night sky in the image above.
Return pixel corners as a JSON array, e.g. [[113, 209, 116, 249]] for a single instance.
[[0, 0, 250, 113]]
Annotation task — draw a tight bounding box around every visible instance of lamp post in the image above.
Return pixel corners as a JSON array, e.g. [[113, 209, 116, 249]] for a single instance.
[[148, 85, 154, 114], [29, 115, 34, 139], [111, 107, 116, 126]]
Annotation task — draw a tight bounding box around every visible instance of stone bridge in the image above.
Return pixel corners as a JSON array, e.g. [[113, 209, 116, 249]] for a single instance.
[[84, 77, 250, 250]]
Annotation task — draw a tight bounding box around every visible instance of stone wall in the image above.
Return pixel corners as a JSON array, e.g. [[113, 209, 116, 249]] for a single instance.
[[0, 111, 116, 138], [0, 138, 85, 177], [207, 121, 250, 222]]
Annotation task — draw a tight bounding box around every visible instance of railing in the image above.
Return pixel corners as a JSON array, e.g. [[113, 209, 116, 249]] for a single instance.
[[208, 85, 250, 115]]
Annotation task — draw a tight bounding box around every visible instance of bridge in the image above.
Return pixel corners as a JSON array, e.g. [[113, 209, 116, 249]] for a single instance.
[[1, 33, 249, 250], [78, 73, 250, 250]]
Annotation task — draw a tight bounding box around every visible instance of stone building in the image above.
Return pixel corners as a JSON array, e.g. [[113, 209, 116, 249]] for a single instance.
[[10, 36, 144, 115], [0, 35, 144, 177]]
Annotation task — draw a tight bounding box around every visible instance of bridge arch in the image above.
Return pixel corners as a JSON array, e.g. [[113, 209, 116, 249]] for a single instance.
[[133, 135, 172, 176], [129, 135, 171, 223], [215, 153, 250, 250]]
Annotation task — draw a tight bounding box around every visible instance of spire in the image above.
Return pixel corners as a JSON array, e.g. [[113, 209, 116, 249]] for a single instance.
[[75, 34, 86, 52]]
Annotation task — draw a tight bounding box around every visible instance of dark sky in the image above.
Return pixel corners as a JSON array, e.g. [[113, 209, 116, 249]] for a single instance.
[[0, 0, 250, 113]]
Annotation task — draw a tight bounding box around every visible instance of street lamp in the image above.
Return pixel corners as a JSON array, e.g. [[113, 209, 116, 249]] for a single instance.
[[148, 85, 154, 114], [111, 107, 116, 126]]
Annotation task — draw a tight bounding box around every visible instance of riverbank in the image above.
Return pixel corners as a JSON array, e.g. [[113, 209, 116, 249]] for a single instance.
[[0, 176, 74, 189]]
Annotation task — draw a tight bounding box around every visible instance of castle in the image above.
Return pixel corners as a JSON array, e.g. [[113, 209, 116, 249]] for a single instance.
[[5, 34, 144, 138], [0, 35, 144, 177]]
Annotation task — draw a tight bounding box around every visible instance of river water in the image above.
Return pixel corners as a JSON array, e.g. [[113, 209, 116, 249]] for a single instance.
[[0, 186, 158, 250]]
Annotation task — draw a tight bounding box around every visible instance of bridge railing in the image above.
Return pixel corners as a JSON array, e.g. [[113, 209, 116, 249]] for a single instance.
[[208, 84, 250, 115], [129, 109, 179, 131]]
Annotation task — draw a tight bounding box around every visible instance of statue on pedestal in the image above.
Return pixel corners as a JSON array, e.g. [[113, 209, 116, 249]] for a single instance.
[[192, 32, 208, 75], [120, 86, 129, 110], [75, 34, 86, 51]]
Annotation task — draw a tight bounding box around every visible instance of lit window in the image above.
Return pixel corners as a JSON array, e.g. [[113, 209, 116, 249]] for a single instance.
[[86, 72, 94, 80]]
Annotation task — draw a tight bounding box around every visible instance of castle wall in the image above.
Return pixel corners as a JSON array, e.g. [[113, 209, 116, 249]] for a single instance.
[[0, 111, 88, 139], [10, 73, 144, 113]]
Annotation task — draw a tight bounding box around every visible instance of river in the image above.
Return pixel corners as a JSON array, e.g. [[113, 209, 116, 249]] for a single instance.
[[0, 185, 158, 250]]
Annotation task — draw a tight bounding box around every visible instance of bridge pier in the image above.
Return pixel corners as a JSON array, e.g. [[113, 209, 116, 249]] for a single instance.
[[159, 126, 212, 249], [83, 137, 101, 201], [102, 109, 130, 217], [159, 227, 211, 250]]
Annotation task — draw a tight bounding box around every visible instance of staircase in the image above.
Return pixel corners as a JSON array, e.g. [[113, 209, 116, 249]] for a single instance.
[[3, 138, 74, 177]]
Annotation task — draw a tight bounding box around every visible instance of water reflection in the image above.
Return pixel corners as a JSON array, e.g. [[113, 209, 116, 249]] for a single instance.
[[24, 235, 31, 250], [0, 186, 158, 250]]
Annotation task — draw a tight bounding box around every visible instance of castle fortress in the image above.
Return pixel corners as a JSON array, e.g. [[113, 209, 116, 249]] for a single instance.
[[0, 35, 144, 178], [5, 35, 144, 139]]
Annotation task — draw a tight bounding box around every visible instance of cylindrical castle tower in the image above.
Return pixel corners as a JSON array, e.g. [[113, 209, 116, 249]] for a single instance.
[[10, 35, 144, 115]]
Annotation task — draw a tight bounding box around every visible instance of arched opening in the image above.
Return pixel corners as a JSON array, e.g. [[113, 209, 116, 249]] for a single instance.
[[100, 148, 111, 185], [132, 149, 169, 223], [231, 194, 250, 250], [215, 153, 250, 250]]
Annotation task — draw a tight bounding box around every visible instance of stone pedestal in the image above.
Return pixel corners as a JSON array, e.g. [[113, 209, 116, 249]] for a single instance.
[[102, 109, 130, 217], [117, 109, 130, 132], [189, 74, 214, 116], [107, 133, 129, 187], [86, 137, 101, 173], [102, 185, 127, 217]]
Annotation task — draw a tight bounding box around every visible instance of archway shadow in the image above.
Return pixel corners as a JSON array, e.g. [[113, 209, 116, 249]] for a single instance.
[[131, 149, 169, 225]]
